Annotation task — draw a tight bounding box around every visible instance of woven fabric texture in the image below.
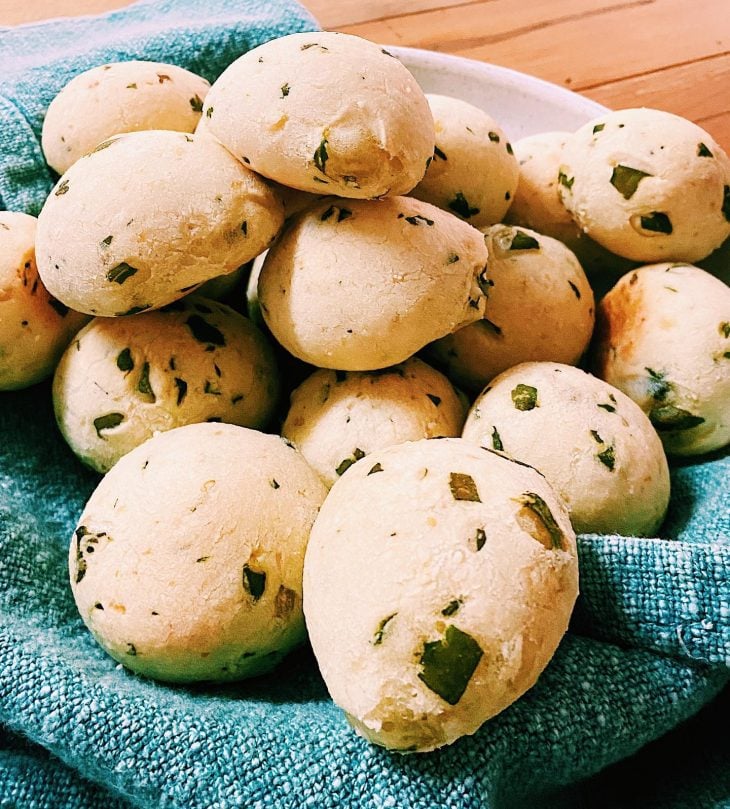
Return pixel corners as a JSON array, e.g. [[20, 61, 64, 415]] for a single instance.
[[0, 1, 728, 807]]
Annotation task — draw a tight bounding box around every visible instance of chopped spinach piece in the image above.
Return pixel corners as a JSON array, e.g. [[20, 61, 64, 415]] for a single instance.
[[447, 253, 460, 264], [597, 445, 616, 471], [558, 171, 574, 190], [126, 83, 137, 89], [720, 322, 730, 339], [515, 492, 564, 550], [640, 212, 672, 234], [568, 280, 581, 299], [597, 402, 616, 413], [448, 192, 480, 219], [54, 179, 70, 196], [367, 462, 384, 475], [116, 348, 134, 372], [488, 131, 500, 143], [509, 231, 539, 250], [433, 145, 447, 161], [491, 426, 503, 451], [441, 600, 461, 617], [137, 362, 154, 400], [174, 377, 187, 406], [449, 472, 481, 502], [106, 262, 138, 285], [506, 142, 514, 155], [472, 528, 486, 552], [646, 367, 671, 401], [404, 214, 434, 226], [313, 137, 329, 174], [101, 235, 113, 246], [610, 165, 651, 199], [593, 123, 605, 134], [242, 565, 266, 601], [241, 221, 248, 236], [426, 393, 441, 406], [511, 383, 538, 411], [649, 404, 705, 431], [336, 448, 365, 476], [189, 94, 204, 113], [270, 479, 280, 489], [93, 412, 124, 438], [697, 142, 713, 157], [280, 82, 290, 98], [418, 625, 483, 705]]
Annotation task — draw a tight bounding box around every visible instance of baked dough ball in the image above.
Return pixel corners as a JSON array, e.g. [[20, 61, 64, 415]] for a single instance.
[[36, 130, 284, 317], [70, 423, 328, 683], [0, 211, 88, 390], [558, 108, 730, 263], [591, 263, 730, 456], [505, 131, 635, 279], [258, 196, 489, 370], [42, 61, 210, 174], [409, 94, 519, 228], [53, 296, 279, 473], [203, 32, 434, 198], [304, 437, 578, 752], [281, 358, 466, 487], [461, 362, 670, 536], [427, 225, 594, 392]]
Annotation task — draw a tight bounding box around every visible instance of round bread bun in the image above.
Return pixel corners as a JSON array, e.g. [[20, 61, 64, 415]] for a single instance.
[[258, 196, 489, 370], [409, 94, 519, 228], [0, 211, 89, 390], [427, 225, 594, 392], [505, 130, 636, 280], [558, 108, 730, 263], [203, 32, 435, 198], [42, 60, 210, 174], [53, 296, 280, 473], [70, 422, 328, 683], [281, 358, 466, 487], [461, 362, 670, 535], [36, 130, 284, 317], [304, 437, 578, 752], [591, 262, 730, 456]]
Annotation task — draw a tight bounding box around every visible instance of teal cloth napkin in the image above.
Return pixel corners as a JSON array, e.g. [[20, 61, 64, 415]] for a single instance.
[[1, 2, 729, 806]]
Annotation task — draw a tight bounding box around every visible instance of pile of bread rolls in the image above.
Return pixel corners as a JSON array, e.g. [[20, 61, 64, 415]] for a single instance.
[[2, 31, 728, 754]]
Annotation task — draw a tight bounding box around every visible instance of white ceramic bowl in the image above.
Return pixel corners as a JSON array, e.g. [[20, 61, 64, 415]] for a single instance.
[[391, 46, 607, 137]]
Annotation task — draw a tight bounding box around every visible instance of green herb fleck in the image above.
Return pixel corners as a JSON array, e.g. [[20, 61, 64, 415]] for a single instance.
[[447, 253, 460, 264], [720, 322, 730, 339], [101, 235, 113, 247], [472, 528, 486, 552], [186, 315, 226, 346], [433, 145, 447, 161], [649, 404, 705, 431], [509, 231, 540, 250], [205, 107, 213, 119], [196, 556, 210, 563], [610, 165, 651, 199], [242, 565, 266, 601], [491, 426, 503, 451], [270, 479, 280, 489], [372, 613, 397, 646], [381, 48, 395, 57], [126, 643, 137, 656], [597, 445, 616, 471], [558, 171, 574, 190], [597, 402, 616, 413], [418, 625, 483, 705], [106, 262, 138, 284], [449, 472, 481, 502], [126, 82, 137, 89], [313, 137, 329, 174], [697, 142, 713, 157], [404, 214, 434, 226], [514, 492, 564, 550], [448, 192, 480, 219], [568, 280, 581, 299], [640, 212, 673, 234], [174, 377, 187, 406], [336, 448, 366, 476], [190, 94, 204, 113], [280, 83, 290, 98], [93, 412, 124, 438], [54, 179, 69, 196], [427, 393, 441, 406], [241, 221, 248, 235], [488, 131, 500, 143], [116, 348, 134, 372], [441, 600, 461, 617], [136, 362, 155, 401], [646, 368, 671, 401], [593, 123, 605, 134], [511, 383, 538, 411], [368, 462, 383, 475]]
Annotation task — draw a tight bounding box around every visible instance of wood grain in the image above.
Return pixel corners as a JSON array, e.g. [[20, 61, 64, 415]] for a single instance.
[[1, 0, 728, 148]]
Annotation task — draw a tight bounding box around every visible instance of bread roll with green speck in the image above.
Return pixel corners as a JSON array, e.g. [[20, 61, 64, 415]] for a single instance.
[[282, 358, 466, 487], [462, 362, 670, 535], [70, 422, 327, 683], [0, 211, 89, 390], [505, 131, 635, 280], [42, 61, 210, 174], [410, 94, 519, 229], [558, 108, 730, 263], [53, 296, 279, 473], [258, 196, 489, 370], [303, 437, 577, 752], [427, 225, 594, 393], [36, 130, 284, 317], [203, 32, 434, 198], [591, 263, 730, 456]]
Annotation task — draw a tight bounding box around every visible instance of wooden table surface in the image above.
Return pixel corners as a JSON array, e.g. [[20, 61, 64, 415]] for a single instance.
[[1, 0, 728, 151]]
